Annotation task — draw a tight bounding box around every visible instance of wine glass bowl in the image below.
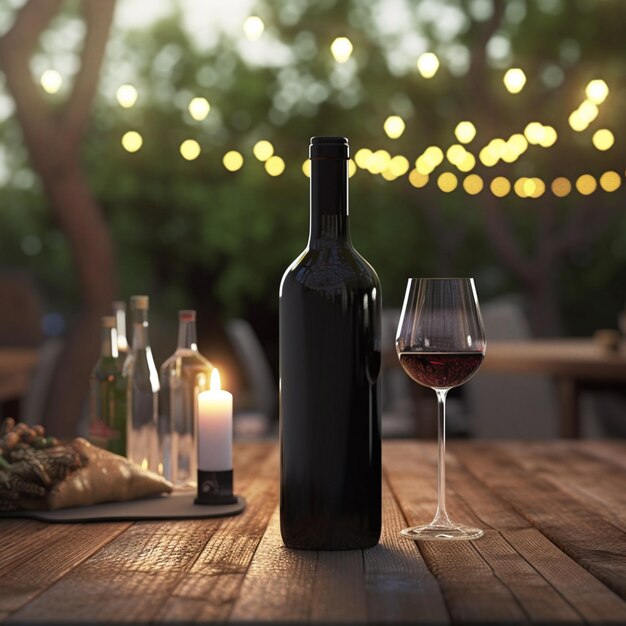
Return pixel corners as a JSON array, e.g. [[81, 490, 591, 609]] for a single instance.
[[396, 278, 486, 541]]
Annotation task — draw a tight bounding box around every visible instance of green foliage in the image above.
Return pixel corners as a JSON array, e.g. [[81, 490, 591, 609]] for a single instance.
[[0, 0, 625, 337]]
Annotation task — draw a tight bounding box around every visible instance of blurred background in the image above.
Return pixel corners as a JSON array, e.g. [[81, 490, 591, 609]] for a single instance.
[[0, 0, 624, 440]]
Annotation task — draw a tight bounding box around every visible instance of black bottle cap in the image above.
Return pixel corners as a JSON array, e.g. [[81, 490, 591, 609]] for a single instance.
[[309, 136, 349, 160]]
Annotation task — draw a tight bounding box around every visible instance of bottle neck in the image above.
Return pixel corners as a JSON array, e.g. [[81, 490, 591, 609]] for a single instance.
[[114, 304, 128, 352], [177, 319, 198, 350], [101, 326, 119, 359], [130, 307, 149, 350], [309, 158, 351, 246]]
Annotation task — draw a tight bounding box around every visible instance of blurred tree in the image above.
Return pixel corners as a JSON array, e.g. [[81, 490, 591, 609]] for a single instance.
[[0, 0, 117, 436], [0, 0, 625, 434]]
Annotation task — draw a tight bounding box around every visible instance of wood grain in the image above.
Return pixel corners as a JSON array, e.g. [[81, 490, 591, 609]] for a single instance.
[[1, 440, 626, 625], [451, 442, 626, 601]]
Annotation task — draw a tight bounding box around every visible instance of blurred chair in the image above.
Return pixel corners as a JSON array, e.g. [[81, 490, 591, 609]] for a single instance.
[[464, 296, 559, 438], [225, 319, 275, 439]]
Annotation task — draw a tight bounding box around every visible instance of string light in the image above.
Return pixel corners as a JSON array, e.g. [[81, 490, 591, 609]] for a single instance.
[[223, 150, 243, 172], [348, 159, 357, 178], [121, 131, 143, 153], [524, 122, 545, 145], [354, 148, 372, 168], [463, 174, 483, 195], [409, 170, 429, 188], [417, 53, 439, 78], [389, 155, 409, 176], [479, 146, 498, 167], [568, 111, 587, 132], [457, 153, 476, 172], [189, 97, 210, 121], [575, 174, 596, 195], [302, 160, 311, 177], [437, 172, 458, 192], [539, 126, 557, 148], [455, 121, 477, 144], [382, 169, 398, 181], [384, 116, 405, 139], [415, 155, 434, 175], [116, 84, 138, 108], [551, 177, 572, 197], [330, 37, 353, 63], [585, 79, 609, 105], [243, 16, 264, 40], [592, 129, 614, 151], [503, 68, 527, 94], [368, 150, 390, 174], [40, 70, 62, 94], [446, 144, 467, 166], [508, 134, 528, 154], [265, 155, 285, 176], [578, 100, 599, 124], [514, 177, 529, 198], [599, 171, 621, 192], [490, 177, 511, 197], [180, 139, 201, 160], [253, 140, 274, 161]]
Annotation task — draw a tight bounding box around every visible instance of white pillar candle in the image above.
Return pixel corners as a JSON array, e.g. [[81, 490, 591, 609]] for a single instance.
[[197, 368, 233, 471]]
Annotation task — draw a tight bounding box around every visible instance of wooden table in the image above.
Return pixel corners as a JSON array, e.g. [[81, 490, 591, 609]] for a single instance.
[[1, 441, 625, 625], [483, 339, 626, 437]]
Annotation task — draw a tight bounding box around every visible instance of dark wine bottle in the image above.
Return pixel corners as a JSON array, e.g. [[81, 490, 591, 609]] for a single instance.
[[279, 136, 382, 550]]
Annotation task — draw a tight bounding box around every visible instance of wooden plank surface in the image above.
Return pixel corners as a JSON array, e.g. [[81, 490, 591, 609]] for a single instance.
[[0, 440, 625, 625]]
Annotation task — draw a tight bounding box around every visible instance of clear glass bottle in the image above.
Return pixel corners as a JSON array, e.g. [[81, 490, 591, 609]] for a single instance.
[[89, 316, 127, 456], [159, 310, 213, 487], [123, 295, 160, 471], [112, 300, 129, 367]]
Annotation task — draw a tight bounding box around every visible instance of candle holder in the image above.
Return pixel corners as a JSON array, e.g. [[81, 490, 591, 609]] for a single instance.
[[195, 469, 238, 505]]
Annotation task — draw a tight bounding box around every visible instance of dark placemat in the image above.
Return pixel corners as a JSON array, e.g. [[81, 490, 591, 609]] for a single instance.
[[0, 491, 246, 523]]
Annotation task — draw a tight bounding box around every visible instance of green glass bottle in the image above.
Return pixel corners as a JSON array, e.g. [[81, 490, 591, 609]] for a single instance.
[[89, 315, 127, 456]]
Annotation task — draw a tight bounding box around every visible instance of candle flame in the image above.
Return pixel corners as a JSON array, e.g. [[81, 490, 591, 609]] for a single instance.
[[210, 368, 221, 392]]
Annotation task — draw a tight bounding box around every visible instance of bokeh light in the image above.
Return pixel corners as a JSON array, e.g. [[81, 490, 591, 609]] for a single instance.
[[243, 16, 264, 41], [446, 144, 466, 166], [455, 121, 477, 144], [457, 153, 476, 172], [40, 70, 62, 94], [180, 139, 201, 160], [265, 155, 285, 176], [330, 37, 353, 63], [551, 177, 572, 197], [223, 150, 243, 171], [463, 174, 483, 195], [302, 160, 311, 177], [437, 172, 458, 192], [188, 97, 210, 121], [354, 148, 372, 169], [524, 122, 545, 145], [578, 100, 599, 124], [417, 52, 439, 78], [116, 84, 138, 108], [599, 171, 621, 192], [408, 170, 429, 188], [368, 150, 390, 174], [479, 146, 498, 167], [503, 68, 527, 94], [490, 176, 511, 197], [348, 159, 357, 178], [539, 126, 557, 148], [253, 140, 274, 161], [592, 129, 614, 151], [585, 79, 609, 105], [575, 174, 597, 195], [121, 131, 143, 153], [384, 116, 405, 139]]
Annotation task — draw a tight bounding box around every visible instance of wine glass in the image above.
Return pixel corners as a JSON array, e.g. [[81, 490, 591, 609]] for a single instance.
[[396, 278, 486, 541]]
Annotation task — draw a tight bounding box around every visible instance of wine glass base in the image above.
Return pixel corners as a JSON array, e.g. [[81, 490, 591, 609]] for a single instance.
[[400, 523, 484, 541]]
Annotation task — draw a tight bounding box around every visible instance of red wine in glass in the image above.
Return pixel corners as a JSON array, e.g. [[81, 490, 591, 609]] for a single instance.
[[396, 278, 486, 541], [399, 352, 484, 389]]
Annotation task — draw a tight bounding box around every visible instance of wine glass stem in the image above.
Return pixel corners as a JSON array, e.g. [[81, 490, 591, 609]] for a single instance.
[[433, 388, 452, 528]]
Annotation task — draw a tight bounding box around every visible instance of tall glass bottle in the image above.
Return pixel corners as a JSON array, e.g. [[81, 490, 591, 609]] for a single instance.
[[89, 316, 126, 456], [112, 300, 129, 367], [123, 295, 159, 471], [279, 136, 382, 550], [159, 310, 213, 487]]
